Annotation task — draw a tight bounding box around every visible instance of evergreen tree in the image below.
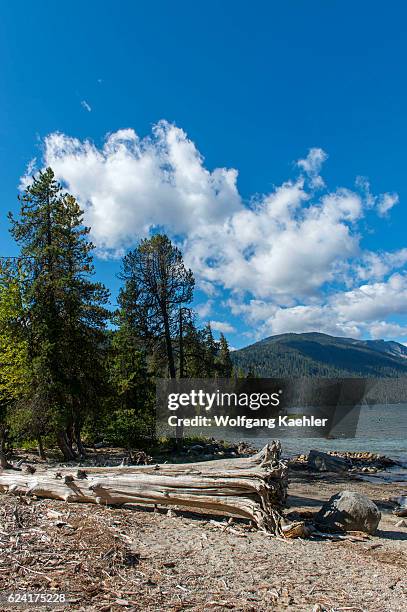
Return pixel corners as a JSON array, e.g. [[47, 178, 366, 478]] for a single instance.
[[182, 319, 208, 377], [0, 261, 30, 466], [107, 321, 154, 448], [118, 234, 194, 379], [203, 323, 218, 376], [216, 333, 233, 377], [8, 168, 110, 460]]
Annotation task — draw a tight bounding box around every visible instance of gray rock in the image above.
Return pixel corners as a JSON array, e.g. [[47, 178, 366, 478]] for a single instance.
[[316, 490, 381, 534], [308, 449, 351, 473], [390, 495, 407, 517]]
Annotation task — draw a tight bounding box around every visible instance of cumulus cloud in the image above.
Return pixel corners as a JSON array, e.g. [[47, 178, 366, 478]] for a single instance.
[[355, 177, 398, 216], [23, 121, 406, 341], [333, 274, 407, 323], [355, 249, 407, 281], [228, 274, 407, 340], [368, 321, 407, 340], [41, 122, 241, 253], [199, 280, 219, 297], [185, 184, 362, 300], [209, 321, 236, 334]]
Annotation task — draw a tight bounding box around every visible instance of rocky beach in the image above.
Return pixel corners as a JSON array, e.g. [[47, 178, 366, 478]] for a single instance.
[[0, 443, 406, 611]]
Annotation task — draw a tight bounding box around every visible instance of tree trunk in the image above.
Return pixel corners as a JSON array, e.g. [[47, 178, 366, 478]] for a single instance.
[[179, 307, 184, 378], [57, 430, 77, 461], [74, 422, 86, 459], [37, 435, 46, 460], [0, 430, 10, 469], [0, 443, 287, 534], [66, 421, 74, 448], [162, 310, 176, 379]]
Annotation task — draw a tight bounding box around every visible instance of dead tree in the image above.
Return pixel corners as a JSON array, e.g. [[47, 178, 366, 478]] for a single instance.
[[0, 443, 287, 534]]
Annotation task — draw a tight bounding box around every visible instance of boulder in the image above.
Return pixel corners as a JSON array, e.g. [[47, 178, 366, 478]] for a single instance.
[[316, 490, 381, 534], [308, 449, 351, 473]]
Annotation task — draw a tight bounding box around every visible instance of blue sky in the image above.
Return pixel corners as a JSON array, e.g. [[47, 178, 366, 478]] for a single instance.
[[1, 1, 407, 347]]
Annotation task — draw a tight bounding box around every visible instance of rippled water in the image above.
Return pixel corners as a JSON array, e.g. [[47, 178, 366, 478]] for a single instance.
[[218, 405, 404, 457], [245, 404, 407, 482], [226, 404, 407, 482]]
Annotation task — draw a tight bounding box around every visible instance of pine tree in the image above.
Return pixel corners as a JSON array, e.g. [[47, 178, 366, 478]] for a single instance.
[[8, 168, 110, 460], [203, 323, 218, 376], [216, 333, 233, 377], [118, 234, 194, 379], [182, 320, 208, 377], [107, 321, 154, 448]]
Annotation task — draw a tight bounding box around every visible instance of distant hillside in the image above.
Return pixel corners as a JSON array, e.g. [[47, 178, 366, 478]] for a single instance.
[[231, 332, 407, 377]]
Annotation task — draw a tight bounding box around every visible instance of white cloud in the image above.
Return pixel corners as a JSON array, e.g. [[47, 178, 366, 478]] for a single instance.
[[23, 122, 406, 341], [355, 249, 407, 281], [377, 192, 399, 216], [185, 184, 362, 301], [199, 280, 219, 297], [355, 177, 398, 217], [297, 147, 328, 188], [42, 121, 241, 254], [81, 100, 92, 112], [368, 321, 407, 340], [228, 273, 407, 340], [332, 273, 407, 323], [209, 320, 236, 334], [19, 157, 37, 190], [196, 300, 213, 319]]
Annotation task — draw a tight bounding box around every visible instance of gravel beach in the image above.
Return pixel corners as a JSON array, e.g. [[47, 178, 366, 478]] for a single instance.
[[0, 463, 405, 612]]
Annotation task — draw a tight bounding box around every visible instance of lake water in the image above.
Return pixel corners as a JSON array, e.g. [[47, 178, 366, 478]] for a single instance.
[[225, 404, 407, 482]]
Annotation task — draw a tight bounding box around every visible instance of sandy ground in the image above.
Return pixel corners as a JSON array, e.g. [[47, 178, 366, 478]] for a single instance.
[[0, 466, 406, 612]]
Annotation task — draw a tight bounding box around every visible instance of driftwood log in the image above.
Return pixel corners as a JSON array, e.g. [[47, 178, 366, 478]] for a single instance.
[[308, 449, 351, 473], [0, 443, 288, 534]]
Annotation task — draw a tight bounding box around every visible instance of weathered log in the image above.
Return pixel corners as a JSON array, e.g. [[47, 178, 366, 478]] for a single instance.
[[0, 443, 288, 534], [308, 449, 351, 473]]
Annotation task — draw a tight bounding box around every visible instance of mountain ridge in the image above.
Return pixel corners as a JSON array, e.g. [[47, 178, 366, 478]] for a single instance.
[[231, 332, 407, 377]]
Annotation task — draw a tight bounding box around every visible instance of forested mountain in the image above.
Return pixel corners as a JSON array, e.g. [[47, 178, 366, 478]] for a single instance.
[[231, 332, 407, 377]]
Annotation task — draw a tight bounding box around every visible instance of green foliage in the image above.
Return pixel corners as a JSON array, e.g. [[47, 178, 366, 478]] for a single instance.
[[202, 323, 218, 376], [181, 319, 208, 377], [8, 168, 110, 458], [0, 265, 29, 405], [177, 321, 233, 378], [106, 322, 155, 447], [0, 262, 30, 463], [119, 234, 194, 379], [0, 169, 236, 458], [216, 333, 233, 377]]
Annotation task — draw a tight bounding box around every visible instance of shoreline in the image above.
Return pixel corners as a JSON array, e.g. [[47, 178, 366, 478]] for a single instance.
[[5, 438, 407, 479], [0, 459, 405, 611]]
